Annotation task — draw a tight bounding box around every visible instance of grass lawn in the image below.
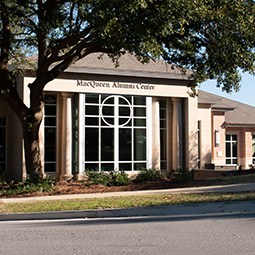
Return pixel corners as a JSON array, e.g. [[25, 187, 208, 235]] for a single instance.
[[0, 173, 255, 214], [213, 173, 255, 185]]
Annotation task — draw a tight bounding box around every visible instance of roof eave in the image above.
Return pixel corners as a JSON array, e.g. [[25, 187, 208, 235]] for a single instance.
[[65, 66, 191, 80], [227, 123, 255, 127]]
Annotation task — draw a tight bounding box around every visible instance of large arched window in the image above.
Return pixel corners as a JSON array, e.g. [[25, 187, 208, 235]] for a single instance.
[[78, 94, 152, 172]]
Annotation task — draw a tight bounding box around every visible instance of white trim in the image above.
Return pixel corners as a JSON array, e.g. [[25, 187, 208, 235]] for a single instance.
[[147, 97, 153, 170], [78, 94, 85, 174]]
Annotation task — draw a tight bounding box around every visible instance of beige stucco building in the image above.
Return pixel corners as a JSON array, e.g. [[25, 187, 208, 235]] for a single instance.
[[1, 53, 255, 181]]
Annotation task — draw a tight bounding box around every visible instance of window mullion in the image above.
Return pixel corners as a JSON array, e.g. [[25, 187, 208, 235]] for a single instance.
[[114, 96, 119, 170]]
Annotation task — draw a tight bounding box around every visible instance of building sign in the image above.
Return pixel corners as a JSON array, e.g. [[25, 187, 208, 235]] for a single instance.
[[77, 80, 155, 91]]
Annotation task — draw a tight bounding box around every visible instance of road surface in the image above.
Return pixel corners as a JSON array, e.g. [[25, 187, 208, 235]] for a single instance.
[[0, 213, 255, 255]]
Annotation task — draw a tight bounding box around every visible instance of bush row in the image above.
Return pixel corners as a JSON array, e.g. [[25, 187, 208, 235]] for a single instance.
[[0, 168, 195, 196], [84, 167, 195, 187]]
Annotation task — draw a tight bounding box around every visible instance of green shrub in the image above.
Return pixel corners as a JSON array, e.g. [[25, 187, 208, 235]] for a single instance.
[[84, 169, 130, 187], [134, 169, 164, 182], [109, 170, 130, 186], [0, 175, 56, 196], [167, 167, 194, 182]]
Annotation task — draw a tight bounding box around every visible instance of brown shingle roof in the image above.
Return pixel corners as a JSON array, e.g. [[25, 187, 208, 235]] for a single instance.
[[67, 52, 192, 79], [198, 90, 255, 125]]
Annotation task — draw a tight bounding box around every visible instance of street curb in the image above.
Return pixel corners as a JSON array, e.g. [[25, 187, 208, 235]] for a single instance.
[[1, 201, 255, 221]]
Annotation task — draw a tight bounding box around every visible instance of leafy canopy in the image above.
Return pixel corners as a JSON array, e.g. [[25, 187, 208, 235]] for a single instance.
[[1, 0, 255, 93]]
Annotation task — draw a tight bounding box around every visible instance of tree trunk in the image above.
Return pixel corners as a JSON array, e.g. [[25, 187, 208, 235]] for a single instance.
[[21, 111, 45, 179]]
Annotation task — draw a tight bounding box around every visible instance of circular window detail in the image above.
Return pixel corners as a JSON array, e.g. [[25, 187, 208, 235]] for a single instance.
[[100, 95, 132, 127]]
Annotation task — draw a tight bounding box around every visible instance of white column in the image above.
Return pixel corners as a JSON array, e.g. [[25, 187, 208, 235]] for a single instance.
[[152, 98, 161, 170], [172, 98, 183, 169], [60, 92, 73, 180]]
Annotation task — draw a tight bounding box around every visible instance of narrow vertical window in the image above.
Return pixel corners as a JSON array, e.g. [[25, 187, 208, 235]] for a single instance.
[[73, 94, 79, 174], [226, 134, 238, 165], [198, 121, 201, 169], [44, 95, 57, 172], [159, 99, 167, 171], [0, 117, 6, 173], [252, 135, 255, 164]]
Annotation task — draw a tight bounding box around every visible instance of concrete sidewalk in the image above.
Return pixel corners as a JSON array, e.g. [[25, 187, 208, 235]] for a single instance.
[[0, 182, 255, 221]]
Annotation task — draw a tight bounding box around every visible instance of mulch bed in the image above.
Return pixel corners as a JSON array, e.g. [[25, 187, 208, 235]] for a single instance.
[[0, 178, 220, 199]]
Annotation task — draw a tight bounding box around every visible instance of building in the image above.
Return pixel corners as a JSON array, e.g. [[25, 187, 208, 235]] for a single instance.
[[198, 90, 255, 170], [0, 52, 254, 181]]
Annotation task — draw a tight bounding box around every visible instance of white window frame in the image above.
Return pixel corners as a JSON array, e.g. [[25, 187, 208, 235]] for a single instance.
[[225, 134, 238, 165], [43, 94, 58, 173], [159, 99, 167, 171], [78, 94, 152, 174], [252, 134, 255, 165]]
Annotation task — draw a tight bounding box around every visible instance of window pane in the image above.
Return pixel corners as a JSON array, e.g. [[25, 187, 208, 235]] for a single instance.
[[85, 163, 98, 171], [160, 109, 166, 119], [44, 105, 56, 116], [119, 118, 130, 126], [119, 163, 132, 171], [232, 135, 237, 141], [102, 95, 114, 104], [160, 120, 166, 128], [101, 118, 114, 126], [85, 128, 99, 161], [134, 163, 146, 170], [134, 129, 146, 160], [102, 106, 114, 116], [44, 128, 56, 161], [226, 134, 231, 141], [86, 94, 99, 103], [85, 105, 99, 115], [226, 143, 231, 157], [119, 129, 132, 161], [119, 97, 130, 105], [134, 97, 146, 105], [134, 107, 146, 117], [0, 127, 6, 163], [101, 163, 114, 171], [44, 163, 56, 173], [44, 117, 56, 126], [85, 117, 98, 126], [160, 162, 167, 170], [0, 163, 5, 173], [226, 159, 231, 164], [101, 128, 114, 161], [160, 130, 167, 161], [134, 119, 146, 127], [119, 107, 130, 116], [159, 100, 166, 108], [232, 142, 237, 157]]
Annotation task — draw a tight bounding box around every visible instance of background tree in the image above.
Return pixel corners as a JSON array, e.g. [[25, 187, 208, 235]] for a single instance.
[[0, 0, 254, 179]]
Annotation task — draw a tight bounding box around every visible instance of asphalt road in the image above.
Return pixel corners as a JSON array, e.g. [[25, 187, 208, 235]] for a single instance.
[[0, 213, 255, 255]]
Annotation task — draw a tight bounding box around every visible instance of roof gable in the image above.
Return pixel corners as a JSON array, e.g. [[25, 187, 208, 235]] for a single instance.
[[198, 90, 255, 125]]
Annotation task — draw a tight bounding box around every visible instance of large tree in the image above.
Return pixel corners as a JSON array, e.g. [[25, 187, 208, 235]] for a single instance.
[[0, 0, 254, 178]]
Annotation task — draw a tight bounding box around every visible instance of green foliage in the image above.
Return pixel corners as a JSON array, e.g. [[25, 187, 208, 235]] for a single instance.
[[134, 169, 165, 182], [0, 175, 56, 197], [1, 0, 255, 178], [167, 167, 195, 183], [109, 170, 130, 186], [84, 169, 130, 187]]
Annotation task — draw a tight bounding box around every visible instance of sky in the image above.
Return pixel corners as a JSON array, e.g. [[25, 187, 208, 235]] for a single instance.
[[199, 73, 255, 107]]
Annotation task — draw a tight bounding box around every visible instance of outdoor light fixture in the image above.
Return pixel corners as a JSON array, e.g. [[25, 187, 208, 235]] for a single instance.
[[215, 130, 220, 147]]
